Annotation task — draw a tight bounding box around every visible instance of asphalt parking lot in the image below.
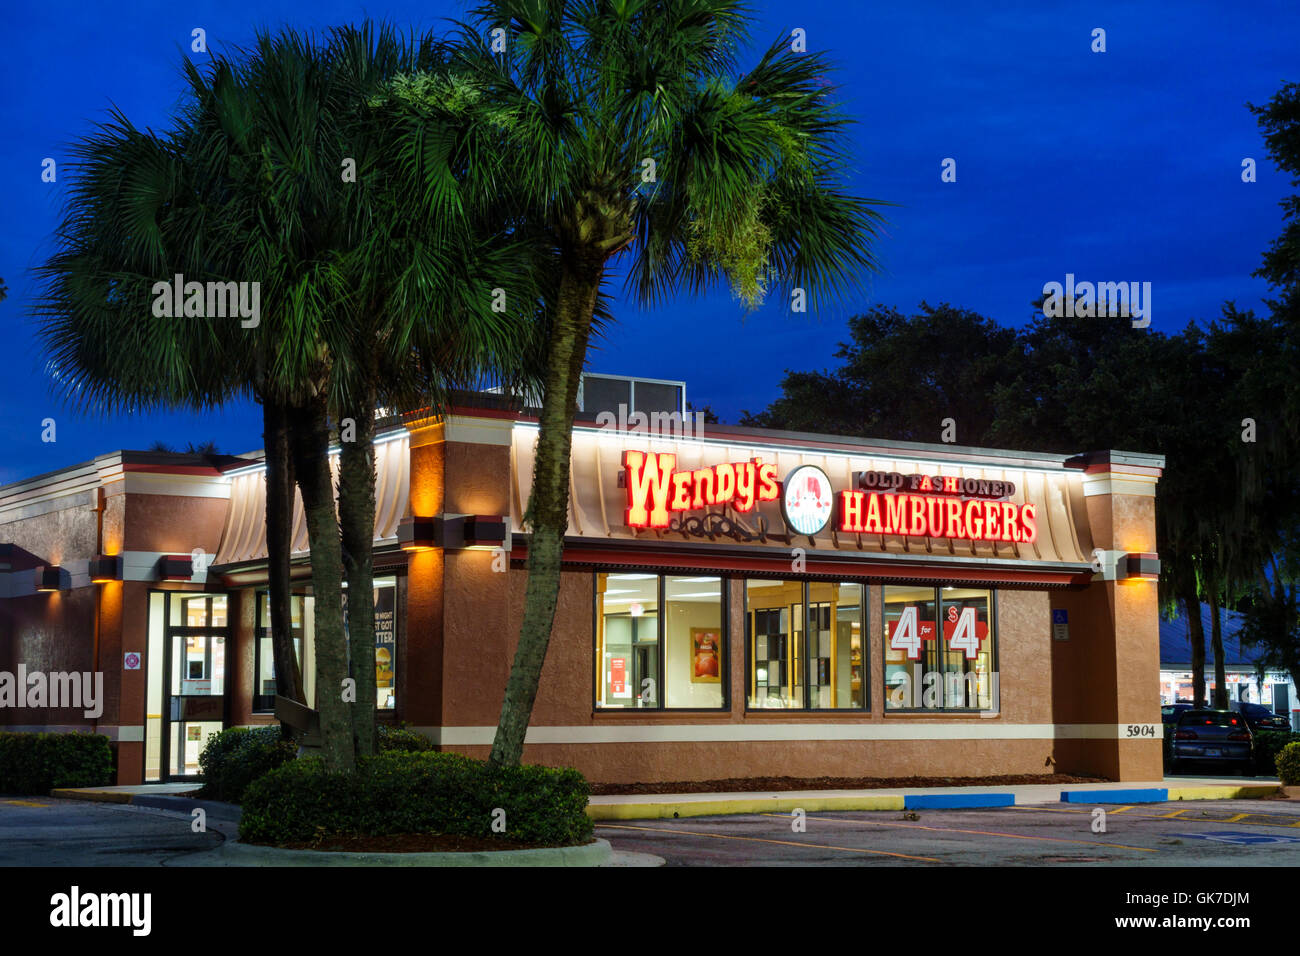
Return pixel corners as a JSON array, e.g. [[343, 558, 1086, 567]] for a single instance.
[[597, 799, 1300, 866], [0, 797, 225, 866]]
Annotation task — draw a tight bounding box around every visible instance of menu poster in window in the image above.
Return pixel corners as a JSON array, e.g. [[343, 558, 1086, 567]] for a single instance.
[[690, 628, 722, 683], [610, 657, 631, 698], [374, 588, 396, 708]]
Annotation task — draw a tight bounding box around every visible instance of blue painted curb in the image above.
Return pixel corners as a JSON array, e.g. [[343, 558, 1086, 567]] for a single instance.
[[903, 793, 1015, 809], [1061, 788, 1168, 804]]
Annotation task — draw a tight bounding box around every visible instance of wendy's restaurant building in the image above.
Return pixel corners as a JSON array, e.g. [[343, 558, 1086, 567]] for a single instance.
[[0, 373, 1167, 786]]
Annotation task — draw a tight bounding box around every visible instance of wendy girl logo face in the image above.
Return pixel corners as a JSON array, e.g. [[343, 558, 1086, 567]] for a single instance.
[[781, 465, 832, 535]]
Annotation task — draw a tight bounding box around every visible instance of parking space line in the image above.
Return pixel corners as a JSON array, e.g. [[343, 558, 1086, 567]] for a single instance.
[[781, 813, 1158, 852], [1, 800, 50, 808], [1017, 803, 1300, 829], [597, 823, 942, 862]]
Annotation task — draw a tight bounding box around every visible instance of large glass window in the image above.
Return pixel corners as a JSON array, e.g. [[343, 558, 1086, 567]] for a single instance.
[[809, 582, 865, 709], [940, 588, 995, 710], [746, 580, 867, 710], [344, 578, 399, 711], [884, 585, 996, 711], [595, 572, 726, 709], [253, 593, 305, 713], [665, 576, 724, 708], [255, 578, 398, 713]]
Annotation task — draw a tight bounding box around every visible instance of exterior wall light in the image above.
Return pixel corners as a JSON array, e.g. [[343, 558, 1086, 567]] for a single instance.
[[398, 516, 438, 552], [156, 554, 194, 581], [34, 565, 67, 592], [89, 555, 123, 583], [1121, 552, 1161, 581], [462, 515, 507, 551]]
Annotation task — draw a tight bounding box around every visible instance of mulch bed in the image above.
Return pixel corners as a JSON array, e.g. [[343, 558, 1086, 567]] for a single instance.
[[589, 773, 1108, 796], [264, 833, 569, 853]]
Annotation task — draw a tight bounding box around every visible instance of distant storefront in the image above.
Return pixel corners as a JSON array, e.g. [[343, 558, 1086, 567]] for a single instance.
[[0, 375, 1167, 785], [1159, 604, 1296, 722]]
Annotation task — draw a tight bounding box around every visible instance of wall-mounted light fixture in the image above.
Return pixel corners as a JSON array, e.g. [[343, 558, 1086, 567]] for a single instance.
[[462, 515, 507, 551], [398, 516, 438, 552], [34, 565, 66, 592], [156, 554, 194, 581], [398, 514, 508, 552], [89, 555, 123, 583], [1121, 552, 1160, 581]]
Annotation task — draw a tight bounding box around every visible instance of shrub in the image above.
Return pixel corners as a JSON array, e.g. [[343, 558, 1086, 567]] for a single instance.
[[240, 751, 593, 848], [0, 732, 113, 794], [1253, 731, 1300, 775], [376, 724, 432, 753], [1275, 742, 1300, 786], [198, 725, 297, 803]]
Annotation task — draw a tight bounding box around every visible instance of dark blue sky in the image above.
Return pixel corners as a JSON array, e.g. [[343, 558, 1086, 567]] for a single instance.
[[2, 0, 1295, 484]]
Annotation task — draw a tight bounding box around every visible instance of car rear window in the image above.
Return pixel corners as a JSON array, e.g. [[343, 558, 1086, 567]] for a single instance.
[[1179, 711, 1246, 728]]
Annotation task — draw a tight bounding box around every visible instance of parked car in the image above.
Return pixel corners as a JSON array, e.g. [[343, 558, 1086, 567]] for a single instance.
[[1227, 700, 1291, 733], [1168, 709, 1255, 776], [1161, 702, 1193, 727]]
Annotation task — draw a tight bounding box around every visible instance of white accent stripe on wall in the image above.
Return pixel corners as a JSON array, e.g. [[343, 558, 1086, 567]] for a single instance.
[[410, 723, 1161, 746], [0, 725, 144, 742]]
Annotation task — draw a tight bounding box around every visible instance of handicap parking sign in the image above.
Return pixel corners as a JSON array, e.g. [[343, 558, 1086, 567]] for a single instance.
[[1174, 831, 1300, 846], [1051, 609, 1069, 641]]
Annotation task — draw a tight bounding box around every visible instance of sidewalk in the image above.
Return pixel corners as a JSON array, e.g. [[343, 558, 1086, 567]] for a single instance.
[[586, 776, 1283, 820]]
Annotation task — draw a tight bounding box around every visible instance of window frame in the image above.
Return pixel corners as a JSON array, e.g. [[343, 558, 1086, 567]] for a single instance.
[[252, 590, 305, 714], [881, 584, 999, 713], [592, 571, 731, 712], [743, 578, 871, 713]]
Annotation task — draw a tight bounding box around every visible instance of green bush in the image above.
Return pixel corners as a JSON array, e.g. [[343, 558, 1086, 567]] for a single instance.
[[198, 725, 297, 803], [1253, 731, 1300, 775], [376, 724, 432, 753], [1275, 742, 1300, 785], [240, 751, 593, 848], [0, 732, 113, 794]]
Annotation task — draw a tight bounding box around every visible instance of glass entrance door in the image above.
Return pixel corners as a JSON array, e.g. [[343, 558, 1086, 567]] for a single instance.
[[162, 594, 229, 779]]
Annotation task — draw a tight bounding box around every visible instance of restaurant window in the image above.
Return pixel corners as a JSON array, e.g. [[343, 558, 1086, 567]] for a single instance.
[[342, 577, 399, 711], [253, 593, 305, 713], [746, 580, 868, 710], [594, 573, 726, 709], [884, 585, 996, 711]]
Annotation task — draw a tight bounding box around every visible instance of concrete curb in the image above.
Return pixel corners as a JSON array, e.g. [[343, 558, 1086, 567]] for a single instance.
[[588, 783, 1285, 819], [50, 788, 132, 804], [1165, 784, 1280, 801], [905, 793, 1015, 809], [1061, 788, 1168, 804], [588, 795, 905, 820], [219, 837, 613, 867], [51, 789, 242, 822]]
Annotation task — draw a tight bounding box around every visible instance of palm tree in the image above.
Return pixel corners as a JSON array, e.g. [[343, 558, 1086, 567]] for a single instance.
[[36, 23, 544, 769], [168, 25, 546, 765], [442, 0, 890, 766]]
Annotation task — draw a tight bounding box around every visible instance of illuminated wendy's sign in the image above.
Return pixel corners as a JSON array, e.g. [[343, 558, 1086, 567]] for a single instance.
[[623, 451, 779, 528], [621, 451, 1038, 545]]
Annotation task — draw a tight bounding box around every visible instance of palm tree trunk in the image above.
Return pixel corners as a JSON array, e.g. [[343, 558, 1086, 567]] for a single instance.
[[339, 393, 378, 758], [1210, 589, 1227, 708], [289, 393, 355, 773], [489, 256, 601, 767], [1183, 586, 1206, 707], [262, 396, 303, 733]]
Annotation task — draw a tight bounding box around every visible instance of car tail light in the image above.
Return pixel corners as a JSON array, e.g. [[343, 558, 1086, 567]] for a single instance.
[[1174, 730, 1198, 740], [1227, 731, 1251, 741]]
